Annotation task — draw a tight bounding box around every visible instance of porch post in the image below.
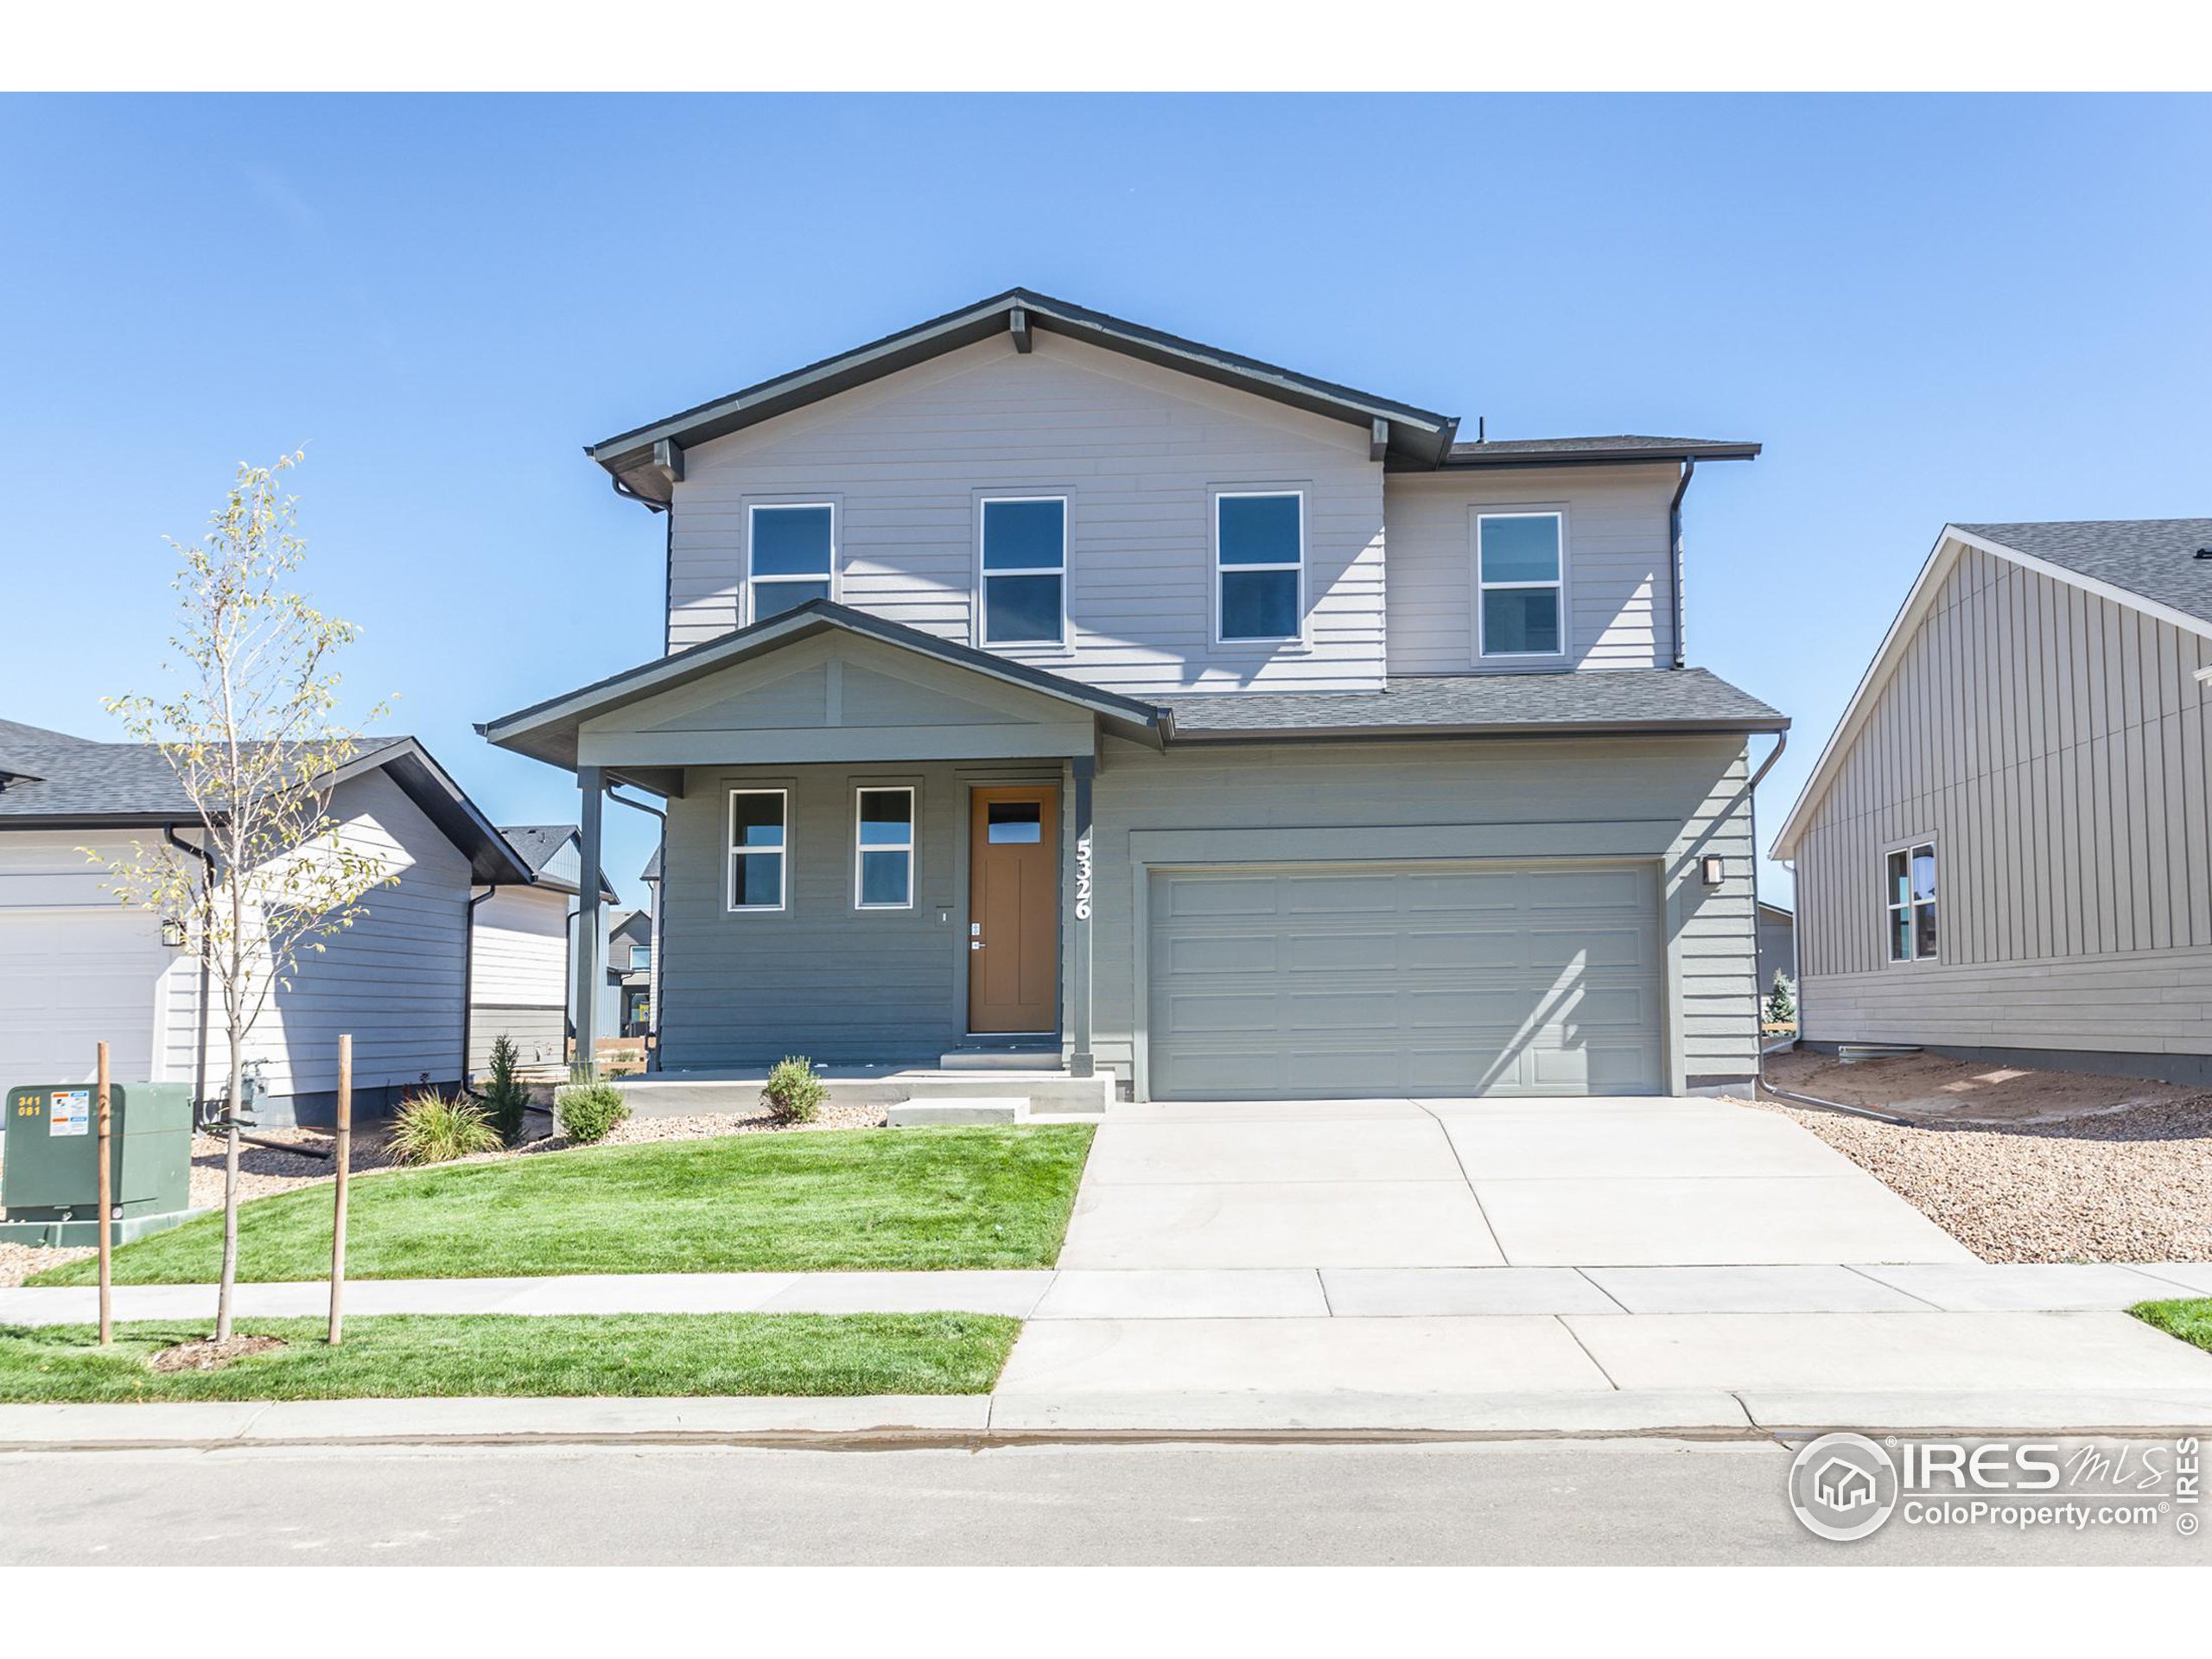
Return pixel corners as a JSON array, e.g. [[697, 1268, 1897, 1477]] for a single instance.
[[573, 765, 606, 1073], [1070, 754, 1096, 1078]]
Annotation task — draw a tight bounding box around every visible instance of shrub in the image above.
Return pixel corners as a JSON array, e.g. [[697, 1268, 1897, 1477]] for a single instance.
[[1764, 972, 1796, 1025], [481, 1033, 530, 1145], [762, 1055, 827, 1125], [556, 1080, 630, 1145], [389, 1090, 502, 1166]]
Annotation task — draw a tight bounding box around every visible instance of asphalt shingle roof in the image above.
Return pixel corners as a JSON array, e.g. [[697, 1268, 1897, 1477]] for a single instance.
[[496, 823, 581, 878], [1957, 519, 2212, 629], [0, 720, 407, 825], [1163, 669, 1785, 737]]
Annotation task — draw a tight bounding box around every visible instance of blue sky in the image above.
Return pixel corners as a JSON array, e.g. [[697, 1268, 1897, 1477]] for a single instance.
[[3, 93, 2207, 904]]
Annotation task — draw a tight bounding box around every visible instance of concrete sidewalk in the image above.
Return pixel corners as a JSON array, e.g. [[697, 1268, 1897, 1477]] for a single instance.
[[3, 1260, 2205, 1325]]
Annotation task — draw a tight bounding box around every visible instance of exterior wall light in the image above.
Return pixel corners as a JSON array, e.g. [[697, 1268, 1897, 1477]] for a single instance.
[[1700, 855, 1726, 888], [161, 918, 188, 948]]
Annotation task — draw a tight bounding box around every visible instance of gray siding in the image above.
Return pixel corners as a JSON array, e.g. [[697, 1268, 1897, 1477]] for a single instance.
[[1795, 544, 2212, 1058], [1382, 466, 1681, 673], [658, 758, 1063, 1069], [1757, 907, 1796, 988], [1089, 733, 1760, 1094], [469, 1007, 564, 1074], [666, 331, 1389, 694]]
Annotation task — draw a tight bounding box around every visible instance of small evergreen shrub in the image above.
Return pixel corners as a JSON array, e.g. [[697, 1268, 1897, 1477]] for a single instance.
[[1765, 972, 1796, 1025], [762, 1055, 827, 1125], [389, 1090, 502, 1166], [482, 1033, 531, 1145], [556, 1080, 630, 1145]]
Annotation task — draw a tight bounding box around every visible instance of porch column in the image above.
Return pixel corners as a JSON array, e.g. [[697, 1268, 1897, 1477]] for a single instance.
[[572, 765, 605, 1072], [1070, 754, 1096, 1078]]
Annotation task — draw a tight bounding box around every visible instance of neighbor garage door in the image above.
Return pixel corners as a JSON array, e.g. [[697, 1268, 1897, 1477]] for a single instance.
[[0, 909, 171, 1090], [1145, 860, 1665, 1100]]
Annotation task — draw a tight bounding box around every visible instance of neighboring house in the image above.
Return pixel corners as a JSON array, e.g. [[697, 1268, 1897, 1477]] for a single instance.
[[467, 823, 616, 1077], [1757, 900, 1796, 992], [0, 720, 530, 1123], [1771, 518, 2212, 1084], [607, 907, 653, 1039], [482, 289, 1786, 1101]]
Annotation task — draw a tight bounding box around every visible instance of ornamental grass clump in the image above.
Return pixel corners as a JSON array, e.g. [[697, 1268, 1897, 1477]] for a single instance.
[[389, 1090, 502, 1166], [762, 1056, 827, 1125]]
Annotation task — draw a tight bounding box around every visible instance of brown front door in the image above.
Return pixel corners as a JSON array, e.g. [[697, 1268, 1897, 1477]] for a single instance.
[[968, 786, 1058, 1033]]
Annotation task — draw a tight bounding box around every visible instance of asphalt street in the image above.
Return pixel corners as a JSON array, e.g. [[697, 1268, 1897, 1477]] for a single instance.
[[2, 1438, 2203, 1566]]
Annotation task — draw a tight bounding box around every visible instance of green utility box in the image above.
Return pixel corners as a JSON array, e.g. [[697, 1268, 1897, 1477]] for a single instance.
[[1, 1082, 202, 1247]]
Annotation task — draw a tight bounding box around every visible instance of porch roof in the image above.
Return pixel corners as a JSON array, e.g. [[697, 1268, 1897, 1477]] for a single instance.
[[477, 599, 1173, 781]]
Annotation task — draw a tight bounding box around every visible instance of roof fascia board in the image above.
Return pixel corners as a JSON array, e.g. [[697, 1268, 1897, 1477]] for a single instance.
[[1769, 524, 2212, 860], [1432, 444, 1761, 471], [1170, 717, 1787, 745]]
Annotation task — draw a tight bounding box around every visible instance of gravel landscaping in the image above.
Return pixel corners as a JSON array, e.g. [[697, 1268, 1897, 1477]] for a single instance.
[[1737, 1052, 2212, 1263]]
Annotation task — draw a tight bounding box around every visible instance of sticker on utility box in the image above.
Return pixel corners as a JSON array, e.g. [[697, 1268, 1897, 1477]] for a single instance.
[[49, 1090, 89, 1137]]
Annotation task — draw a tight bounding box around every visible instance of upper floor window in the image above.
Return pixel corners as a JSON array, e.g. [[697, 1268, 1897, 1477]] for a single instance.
[[627, 944, 652, 970], [1217, 491, 1303, 643], [749, 504, 834, 624], [1477, 511, 1564, 658], [727, 789, 788, 912], [981, 498, 1065, 645], [855, 786, 916, 909], [1885, 842, 1937, 963]]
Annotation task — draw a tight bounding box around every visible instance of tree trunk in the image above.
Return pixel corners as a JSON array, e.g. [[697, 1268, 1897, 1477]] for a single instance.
[[214, 1030, 244, 1343]]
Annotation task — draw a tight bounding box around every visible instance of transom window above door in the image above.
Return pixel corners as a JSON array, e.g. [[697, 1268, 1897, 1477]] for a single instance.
[[1217, 492, 1303, 643], [748, 504, 834, 624], [1477, 511, 1564, 658], [1885, 841, 1938, 962], [981, 497, 1066, 645]]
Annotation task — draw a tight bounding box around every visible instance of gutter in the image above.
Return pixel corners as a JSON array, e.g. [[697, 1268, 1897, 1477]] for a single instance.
[[1667, 458, 1694, 670], [461, 883, 500, 1088]]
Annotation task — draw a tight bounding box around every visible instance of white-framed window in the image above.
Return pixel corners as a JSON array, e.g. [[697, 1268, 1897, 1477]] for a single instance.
[[1215, 490, 1304, 644], [855, 786, 916, 910], [627, 944, 652, 970], [747, 503, 835, 625], [1885, 840, 1938, 963], [726, 789, 788, 912], [979, 496, 1067, 645], [1476, 510, 1566, 658]]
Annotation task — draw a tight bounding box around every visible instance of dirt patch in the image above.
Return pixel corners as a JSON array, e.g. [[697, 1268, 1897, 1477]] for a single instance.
[[147, 1333, 287, 1373], [1764, 1047, 2202, 1128], [1738, 1051, 2212, 1262]]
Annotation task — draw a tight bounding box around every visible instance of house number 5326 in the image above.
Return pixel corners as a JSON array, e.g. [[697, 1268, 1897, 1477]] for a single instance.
[[1074, 830, 1093, 921]]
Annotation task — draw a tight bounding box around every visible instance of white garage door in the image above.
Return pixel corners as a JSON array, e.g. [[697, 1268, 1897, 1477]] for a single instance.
[[0, 910, 171, 1090], [1146, 860, 1666, 1100]]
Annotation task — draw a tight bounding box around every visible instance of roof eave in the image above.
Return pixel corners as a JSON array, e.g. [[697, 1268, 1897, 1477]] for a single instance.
[[1168, 716, 1790, 744]]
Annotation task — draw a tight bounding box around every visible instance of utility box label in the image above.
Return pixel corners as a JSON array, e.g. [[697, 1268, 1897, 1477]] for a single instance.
[[48, 1090, 89, 1137]]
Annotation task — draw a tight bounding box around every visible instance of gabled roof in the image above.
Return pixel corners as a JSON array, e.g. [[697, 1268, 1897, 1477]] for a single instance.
[[588, 287, 1464, 501], [1164, 669, 1785, 741], [496, 822, 618, 902], [479, 598, 1174, 775], [0, 721, 530, 885], [1770, 518, 2212, 859]]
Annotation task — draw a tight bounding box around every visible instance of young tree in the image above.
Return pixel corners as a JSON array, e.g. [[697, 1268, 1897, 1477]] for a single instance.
[[1765, 971, 1797, 1026], [93, 454, 394, 1343]]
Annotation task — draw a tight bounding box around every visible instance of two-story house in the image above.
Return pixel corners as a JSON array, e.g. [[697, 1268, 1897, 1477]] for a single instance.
[[481, 290, 1785, 1102]]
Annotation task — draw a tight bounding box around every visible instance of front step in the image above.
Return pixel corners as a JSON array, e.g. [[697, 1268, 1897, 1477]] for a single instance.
[[938, 1047, 1062, 1071], [886, 1096, 1030, 1127], [618, 1067, 1112, 1117]]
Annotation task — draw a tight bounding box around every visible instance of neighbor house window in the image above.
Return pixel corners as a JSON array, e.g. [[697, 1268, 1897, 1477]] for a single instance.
[[628, 944, 652, 970], [748, 504, 834, 624], [727, 790, 787, 912], [855, 787, 915, 909], [981, 497, 1066, 645], [1477, 511, 1564, 658], [1216, 491, 1303, 642], [1885, 842, 1937, 962]]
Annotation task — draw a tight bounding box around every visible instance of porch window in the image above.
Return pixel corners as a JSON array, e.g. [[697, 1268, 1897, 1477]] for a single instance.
[[749, 504, 834, 624], [855, 786, 915, 909], [1477, 511, 1564, 658], [1217, 492, 1303, 642], [727, 789, 787, 912], [1885, 842, 1937, 962], [981, 497, 1066, 645]]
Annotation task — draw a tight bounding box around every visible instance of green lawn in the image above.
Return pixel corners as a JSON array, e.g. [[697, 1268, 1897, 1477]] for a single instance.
[[0, 1313, 1020, 1402], [30, 1123, 1093, 1286], [2132, 1297, 2212, 1352]]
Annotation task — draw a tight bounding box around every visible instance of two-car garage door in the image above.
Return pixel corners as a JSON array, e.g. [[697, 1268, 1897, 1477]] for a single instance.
[[1145, 860, 1665, 1100]]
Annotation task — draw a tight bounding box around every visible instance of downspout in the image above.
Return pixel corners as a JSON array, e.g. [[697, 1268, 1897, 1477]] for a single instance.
[[461, 883, 500, 1089], [1667, 458, 1694, 669], [164, 824, 213, 1119], [608, 785, 667, 1071], [1745, 733, 1905, 1126]]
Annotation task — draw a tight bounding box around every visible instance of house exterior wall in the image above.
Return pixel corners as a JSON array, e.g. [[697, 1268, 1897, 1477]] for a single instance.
[[1793, 544, 2212, 1062], [471, 882, 570, 1072], [665, 331, 1389, 695], [1382, 464, 1680, 673], [1757, 907, 1795, 989]]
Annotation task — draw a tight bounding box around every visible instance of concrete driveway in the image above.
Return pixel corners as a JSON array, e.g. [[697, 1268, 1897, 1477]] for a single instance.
[[1056, 1096, 1974, 1270]]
